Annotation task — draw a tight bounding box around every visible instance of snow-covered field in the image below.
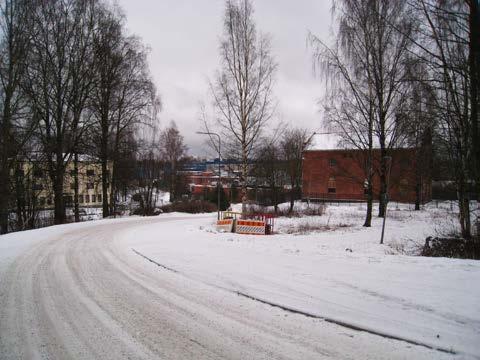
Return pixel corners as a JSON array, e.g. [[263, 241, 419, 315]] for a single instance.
[[1, 202, 479, 359], [121, 202, 480, 357]]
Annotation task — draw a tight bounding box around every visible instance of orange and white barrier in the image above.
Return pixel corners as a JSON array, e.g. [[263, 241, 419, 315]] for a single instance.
[[216, 218, 234, 233], [235, 219, 266, 235]]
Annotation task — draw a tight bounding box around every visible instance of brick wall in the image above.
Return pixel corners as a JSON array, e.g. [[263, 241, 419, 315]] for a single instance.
[[302, 148, 431, 203]]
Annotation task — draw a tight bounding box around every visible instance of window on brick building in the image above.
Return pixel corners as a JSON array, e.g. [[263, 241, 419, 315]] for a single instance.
[[328, 176, 336, 193], [98, 194, 102, 203], [79, 195, 84, 203], [399, 179, 409, 197], [329, 158, 337, 167], [87, 169, 95, 176], [85, 195, 90, 203], [92, 195, 96, 203]]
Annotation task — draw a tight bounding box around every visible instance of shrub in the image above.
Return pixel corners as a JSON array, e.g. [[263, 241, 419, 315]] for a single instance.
[[160, 200, 217, 214], [245, 203, 326, 218], [422, 236, 480, 259]]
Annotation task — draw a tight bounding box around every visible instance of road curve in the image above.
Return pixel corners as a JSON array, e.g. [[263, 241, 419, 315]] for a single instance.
[[0, 216, 453, 360]]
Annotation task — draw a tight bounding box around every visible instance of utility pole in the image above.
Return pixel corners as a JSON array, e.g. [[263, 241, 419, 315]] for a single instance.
[[197, 131, 221, 220]]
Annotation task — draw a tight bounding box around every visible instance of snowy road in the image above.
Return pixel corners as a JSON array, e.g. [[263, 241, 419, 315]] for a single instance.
[[0, 214, 476, 359]]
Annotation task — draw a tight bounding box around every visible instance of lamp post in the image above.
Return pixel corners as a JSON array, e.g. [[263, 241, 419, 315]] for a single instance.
[[197, 131, 221, 220], [380, 156, 392, 245]]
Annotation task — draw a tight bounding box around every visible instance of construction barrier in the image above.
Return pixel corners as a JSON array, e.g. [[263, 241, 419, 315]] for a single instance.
[[235, 219, 266, 235], [216, 218, 234, 233]]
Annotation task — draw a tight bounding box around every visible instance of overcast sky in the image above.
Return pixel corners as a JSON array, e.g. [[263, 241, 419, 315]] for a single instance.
[[117, 0, 332, 157]]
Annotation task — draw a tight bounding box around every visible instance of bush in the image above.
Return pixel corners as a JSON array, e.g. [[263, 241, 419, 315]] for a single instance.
[[131, 207, 162, 216], [160, 200, 217, 214], [422, 236, 480, 259], [245, 203, 326, 218]]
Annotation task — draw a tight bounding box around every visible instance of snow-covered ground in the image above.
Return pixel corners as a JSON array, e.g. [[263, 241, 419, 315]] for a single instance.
[[1, 202, 479, 359], [119, 202, 480, 358]]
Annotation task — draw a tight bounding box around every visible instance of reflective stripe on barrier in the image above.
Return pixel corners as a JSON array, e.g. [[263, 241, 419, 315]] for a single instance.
[[235, 220, 266, 235], [216, 219, 234, 233]]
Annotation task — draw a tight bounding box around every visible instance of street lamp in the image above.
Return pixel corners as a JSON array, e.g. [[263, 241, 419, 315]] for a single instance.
[[380, 156, 392, 245], [196, 131, 221, 220]]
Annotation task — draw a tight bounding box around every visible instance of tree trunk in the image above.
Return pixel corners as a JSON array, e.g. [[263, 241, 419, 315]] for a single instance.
[[241, 147, 248, 214], [364, 151, 373, 227], [458, 177, 472, 239], [364, 184, 373, 227], [468, 0, 480, 241], [53, 170, 65, 225], [415, 182, 421, 211], [74, 152, 80, 222], [378, 134, 387, 218], [101, 120, 109, 218], [109, 161, 116, 218], [0, 170, 9, 234], [289, 182, 295, 214], [170, 161, 175, 202]]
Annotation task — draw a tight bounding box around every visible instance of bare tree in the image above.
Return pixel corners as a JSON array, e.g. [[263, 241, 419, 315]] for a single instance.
[[281, 128, 310, 214], [0, 0, 34, 233], [254, 138, 282, 213], [310, 0, 415, 220], [309, 0, 380, 226], [160, 121, 187, 202], [405, 0, 475, 240], [24, 0, 97, 225], [89, 4, 124, 218], [109, 36, 160, 216], [135, 126, 162, 216], [209, 0, 276, 213], [398, 61, 436, 211]]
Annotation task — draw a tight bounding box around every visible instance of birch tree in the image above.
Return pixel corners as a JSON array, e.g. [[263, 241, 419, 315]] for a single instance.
[[210, 0, 276, 213], [310, 0, 415, 220], [160, 121, 187, 202]]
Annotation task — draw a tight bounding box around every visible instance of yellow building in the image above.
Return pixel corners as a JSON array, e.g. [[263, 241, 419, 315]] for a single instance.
[[19, 157, 112, 209]]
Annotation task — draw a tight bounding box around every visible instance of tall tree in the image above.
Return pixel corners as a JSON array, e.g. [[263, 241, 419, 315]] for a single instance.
[[209, 0, 276, 213], [311, 0, 415, 219], [108, 36, 160, 216], [0, 0, 33, 234], [281, 128, 309, 214], [255, 138, 282, 213], [407, 0, 475, 239], [25, 0, 97, 225], [160, 121, 187, 202], [89, 5, 127, 218]]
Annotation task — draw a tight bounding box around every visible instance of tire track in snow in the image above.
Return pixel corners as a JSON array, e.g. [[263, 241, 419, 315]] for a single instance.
[[131, 248, 459, 357]]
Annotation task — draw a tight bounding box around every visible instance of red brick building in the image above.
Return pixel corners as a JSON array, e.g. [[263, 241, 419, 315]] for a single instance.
[[302, 148, 431, 203]]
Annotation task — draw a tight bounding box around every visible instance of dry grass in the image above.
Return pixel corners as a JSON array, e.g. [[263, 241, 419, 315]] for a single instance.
[[245, 203, 326, 218], [282, 221, 351, 235]]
